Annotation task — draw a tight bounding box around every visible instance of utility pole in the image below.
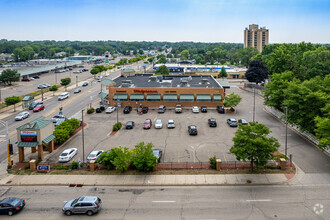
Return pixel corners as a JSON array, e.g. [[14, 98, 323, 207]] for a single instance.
[[253, 87, 256, 123], [76, 75, 78, 87], [41, 88, 44, 101], [116, 105, 118, 124], [82, 110, 85, 162], [285, 106, 288, 158]]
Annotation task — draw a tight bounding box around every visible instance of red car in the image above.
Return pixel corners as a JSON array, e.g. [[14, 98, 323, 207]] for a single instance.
[[143, 119, 152, 129], [22, 78, 31, 81], [33, 104, 45, 112]]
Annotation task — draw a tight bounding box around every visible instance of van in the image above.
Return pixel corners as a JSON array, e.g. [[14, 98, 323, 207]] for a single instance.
[[58, 92, 69, 101]]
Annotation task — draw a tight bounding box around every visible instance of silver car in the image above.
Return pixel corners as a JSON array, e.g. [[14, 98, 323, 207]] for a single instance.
[[62, 196, 102, 216], [155, 119, 163, 129], [15, 111, 29, 121]]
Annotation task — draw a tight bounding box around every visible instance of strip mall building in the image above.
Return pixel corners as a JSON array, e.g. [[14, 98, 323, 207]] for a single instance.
[[100, 74, 225, 108]]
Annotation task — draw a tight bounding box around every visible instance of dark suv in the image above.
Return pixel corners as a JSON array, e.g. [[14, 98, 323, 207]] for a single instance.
[[208, 118, 217, 127], [188, 125, 198, 135], [123, 106, 132, 114], [217, 106, 225, 114]]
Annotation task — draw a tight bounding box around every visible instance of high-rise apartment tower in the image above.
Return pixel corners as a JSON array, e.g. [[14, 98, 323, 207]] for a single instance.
[[244, 24, 269, 52]]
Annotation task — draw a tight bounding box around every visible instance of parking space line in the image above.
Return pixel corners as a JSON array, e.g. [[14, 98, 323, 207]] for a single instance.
[[222, 153, 227, 162]]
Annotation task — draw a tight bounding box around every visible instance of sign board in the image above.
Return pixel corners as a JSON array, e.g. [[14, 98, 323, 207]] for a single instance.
[[117, 103, 121, 108], [37, 165, 50, 171], [21, 131, 37, 142]]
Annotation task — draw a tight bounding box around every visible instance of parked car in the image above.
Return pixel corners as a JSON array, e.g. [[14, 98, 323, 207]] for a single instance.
[[83, 68, 89, 72], [238, 119, 248, 125], [21, 78, 31, 81], [51, 115, 66, 123], [155, 119, 163, 129], [33, 75, 40, 79], [87, 150, 104, 162], [29, 102, 43, 110], [167, 119, 175, 129], [62, 196, 102, 216], [158, 105, 166, 113], [188, 125, 198, 135], [74, 88, 81, 93], [227, 118, 238, 127], [192, 106, 199, 113], [143, 119, 152, 129], [82, 82, 88, 87], [59, 148, 77, 163], [217, 106, 225, 114], [208, 118, 217, 127], [201, 106, 207, 113], [73, 70, 81, 74], [30, 77, 35, 80], [105, 106, 116, 114], [142, 107, 149, 114], [33, 104, 45, 112], [0, 197, 25, 216], [175, 104, 182, 113], [125, 121, 135, 129], [15, 111, 29, 121], [123, 106, 132, 114], [43, 83, 51, 87], [37, 84, 47, 89], [95, 107, 102, 113], [152, 149, 163, 163]]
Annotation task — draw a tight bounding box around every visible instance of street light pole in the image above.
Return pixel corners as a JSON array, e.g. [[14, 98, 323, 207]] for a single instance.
[[41, 88, 44, 101], [253, 87, 256, 123], [81, 109, 85, 162], [76, 75, 78, 87], [285, 106, 288, 158]]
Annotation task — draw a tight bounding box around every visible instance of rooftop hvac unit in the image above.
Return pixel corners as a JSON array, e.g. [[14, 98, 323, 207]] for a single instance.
[[180, 80, 188, 85], [201, 79, 209, 84], [121, 83, 130, 88], [149, 76, 157, 81], [122, 80, 132, 84]]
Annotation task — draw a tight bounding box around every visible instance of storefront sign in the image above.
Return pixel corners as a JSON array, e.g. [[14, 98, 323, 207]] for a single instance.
[[133, 89, 157, 93], [37, 165, 50, 171], [116, 90, 127, 93], [21, 131, 37, 142], [164, 91, 176, 93]]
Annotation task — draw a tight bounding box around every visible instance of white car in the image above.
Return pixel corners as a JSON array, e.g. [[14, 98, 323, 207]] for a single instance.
[[106, 106, 116, 114], [87, 150, 104, 162], [15, 111, 30, 121], [192, 106, 199, 113], [155, 119, 163, 129], [167, 119, 175, 129], [58, 148, 77, 163], [105, 73, 110, 77]]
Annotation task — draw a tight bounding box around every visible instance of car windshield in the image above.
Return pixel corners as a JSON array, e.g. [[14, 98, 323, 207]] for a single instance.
[[36, 105, 41, 108], [17, 113, 24, 116], [127, 122, 132, 125], [168, 121, 174, 124], [88, 154, 96, 158], [144, 122, 150, 125], [61, 153, 68, 156], [156, 120, 161, 123], [190, 126, 196, 129], [71, 199, 79, 206], [9, 198, 21, 206]]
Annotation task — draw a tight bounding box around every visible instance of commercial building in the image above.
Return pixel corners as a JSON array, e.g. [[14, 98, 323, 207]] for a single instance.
[[154, 64, 230, 74], [105, 74, 224, 108], [244, 24, 269, 52]]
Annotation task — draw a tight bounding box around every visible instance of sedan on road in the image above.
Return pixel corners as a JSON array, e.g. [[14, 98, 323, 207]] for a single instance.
[[33, 104, 45, 112], [62, 196, 102, 216], [59, 148, 77, 163], [188, 125, 198, 135], [192, 106, 199, 113], [87, 150, 104, 162], [82, 82, 88, 87], [51, 115, 66, 123], [105, 106, 116, 114], [125, 121, 135, 129], [227, 118, 238, 127], [0, 197, 25, 216], [15, 111, 29, 121], [155, 119, 163, 129], [37, 84, 47, 89], [74, 88, 81, 93], [152, 149, 163, 163], [29, 102, 43, 110]]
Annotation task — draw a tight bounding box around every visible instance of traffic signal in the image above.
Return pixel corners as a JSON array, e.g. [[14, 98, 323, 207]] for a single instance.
[[9, 144, 13, 155]]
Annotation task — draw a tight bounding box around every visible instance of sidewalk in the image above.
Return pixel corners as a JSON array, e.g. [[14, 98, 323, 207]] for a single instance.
[[0, 172, 294, 186]]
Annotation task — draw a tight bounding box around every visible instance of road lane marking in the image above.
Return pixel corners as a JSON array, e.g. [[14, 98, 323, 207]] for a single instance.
[[246, 199, 272, 202], [152, 201, 176, 203]]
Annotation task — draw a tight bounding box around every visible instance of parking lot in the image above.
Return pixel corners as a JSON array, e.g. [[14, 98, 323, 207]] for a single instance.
[[46, 105, 246, 163]]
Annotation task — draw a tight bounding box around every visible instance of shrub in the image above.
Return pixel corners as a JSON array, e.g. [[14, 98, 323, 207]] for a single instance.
[[97, 149, 118, 170], [273, 154, 289, 161], [53, 128, 70, 145], [264, 165, 281, 169], [53, 118, 81, 144], [69, 161, 79, 169], [209, 156, 217, 169], [24, 163, 30, 170], [87, 107, 94, 114], [131, 142, 157, 172], [52, 164, 70, 170], [112, 122, 122, 131]]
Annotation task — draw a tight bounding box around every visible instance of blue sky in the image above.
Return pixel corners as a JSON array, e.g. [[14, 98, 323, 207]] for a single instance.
[[0, 0, 329, 43]]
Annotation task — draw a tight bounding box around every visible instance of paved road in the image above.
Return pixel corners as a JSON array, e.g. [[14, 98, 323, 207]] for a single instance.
[[0, 185, 328, 219]]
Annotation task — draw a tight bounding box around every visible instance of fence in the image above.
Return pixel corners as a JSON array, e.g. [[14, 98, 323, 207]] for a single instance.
[[221, 160, 279, 170], [157, 162, 210, 170]]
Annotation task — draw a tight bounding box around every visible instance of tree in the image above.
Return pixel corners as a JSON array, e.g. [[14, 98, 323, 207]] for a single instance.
[[5, 96, 21, 112], [180, 50, 189, 60], [158, 56, 167, 64], [167, 53, 173, 58], [49, 84, 58, 96], [147, 57, 154, 63], [218, 67, 228, 79], [132, 142, 157, 172], [60, 78, 71, 91], [230, 122, 280, 171], [155, 65, 169, 75], [97, 148, 119, 170], [224, 93, 242, 111], [90, 68, 99, 78], [245, 60, 269, 84], [53, 128, 70, 145], [0, 69, 20, 85], [314, 116, 330, 152], [112, 146, 131, 172]]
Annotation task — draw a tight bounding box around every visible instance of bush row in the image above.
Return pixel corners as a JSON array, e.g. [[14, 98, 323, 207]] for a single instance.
[[53, 118, 81, 145]]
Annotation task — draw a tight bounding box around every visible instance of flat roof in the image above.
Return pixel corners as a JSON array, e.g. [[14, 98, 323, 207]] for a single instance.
[[113, 75, 222, 89], [16, 61, 81, 76], [154, 64, 230, 70]]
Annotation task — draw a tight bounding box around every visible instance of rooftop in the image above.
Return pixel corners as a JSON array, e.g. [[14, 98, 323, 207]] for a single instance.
[[113, 75, 222, 89], [17, 116, 52, 130]]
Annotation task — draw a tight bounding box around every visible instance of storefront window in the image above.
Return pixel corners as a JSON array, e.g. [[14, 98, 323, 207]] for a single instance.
[[196, 94, 211, 102], [146, 94, 161, 102], [180, 94, 194, 102], [163, 94, 178, 102], [113, 94, 128, 101]]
